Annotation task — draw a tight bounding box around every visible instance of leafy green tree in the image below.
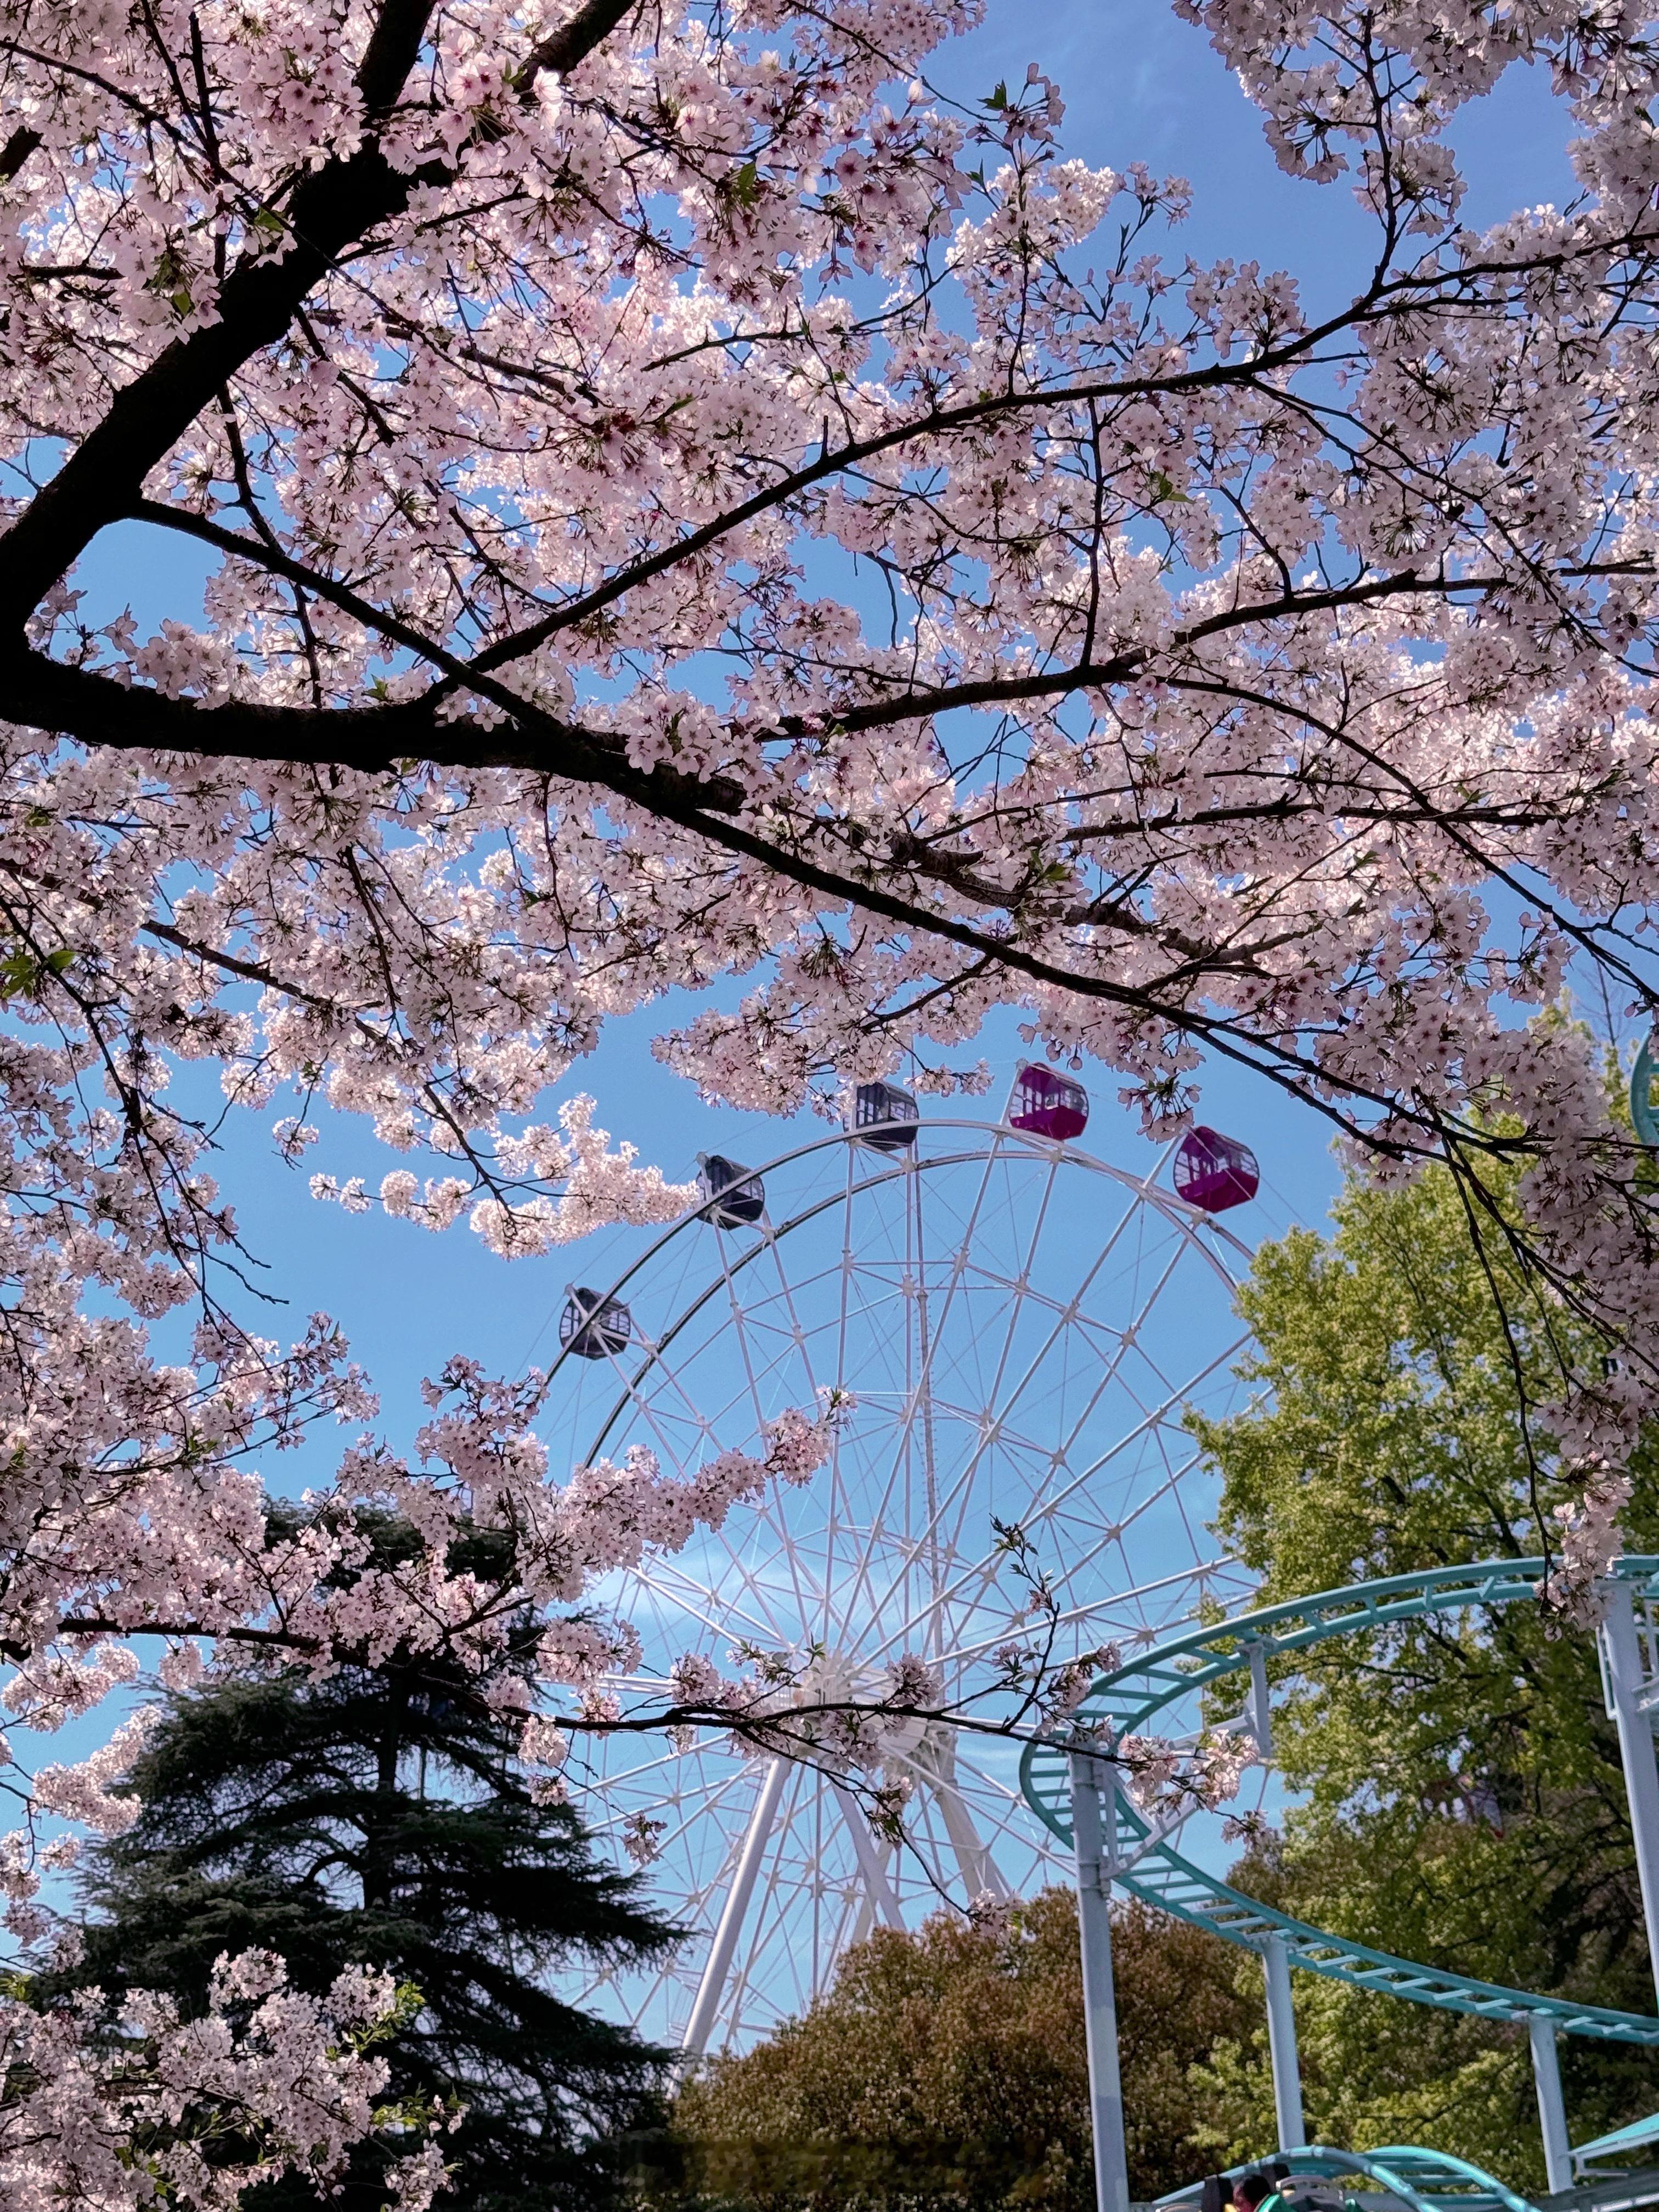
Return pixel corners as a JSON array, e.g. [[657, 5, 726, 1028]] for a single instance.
[[654, 1889, 1258, 2212], [1187, 1160, 1659, 2185], [66, 1509, 676, 2212]]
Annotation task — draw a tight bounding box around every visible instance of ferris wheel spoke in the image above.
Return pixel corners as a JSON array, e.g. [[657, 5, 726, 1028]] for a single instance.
[[562, 1780, 760, 2006], [832, 1779, 905, 1925], [895, 1767, 975, 1913], [755, 1218, 834, 1413], [687, 1450, 838, 1637], [830, 1283, 1039, 1644], [958, 1149, 1063, 1470], [951, 1763, 1077, 1881], [820, 1320, 947, 1650], [711, 1760, 826, 2034], [627, 1548, 787, 1635], [714, 1243, 827, 1637], [933, 1235, 1199, 1567], [577, 1333, 804, 1606], [960, 1459, 1194, 1630], [863, 1450, 1210, 1669], [939, 1754, 1054, 1861], [932, 1553, 1232, 1673], [606, 1314, 864, 1649], [1036, 1455, 1212, 1602], [1008, 1334, 1251, 1536], [832, 1152, 1054, 1640], [882, 1141, 1012, 1622], [680, 1754, 793, 2055], [592, 1771, 764, 1901], [898, 1221, 1200, 1583], [627, 1537, 804, 1651], [822, 1138, 863, 1642], [575, 1740, 727, 1818], [848, 1877, 881, 1949], [926, 1762, 1008, 1899], [1028, 1530, 1229, 1634], [565, 1945, 692, 2028]]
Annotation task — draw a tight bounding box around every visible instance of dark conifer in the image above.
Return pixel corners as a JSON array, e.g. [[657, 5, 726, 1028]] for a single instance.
[[65, 1508, 676, 2212]]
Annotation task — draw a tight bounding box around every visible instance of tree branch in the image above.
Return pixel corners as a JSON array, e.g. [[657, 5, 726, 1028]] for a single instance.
[[0, 0, 648, 631]]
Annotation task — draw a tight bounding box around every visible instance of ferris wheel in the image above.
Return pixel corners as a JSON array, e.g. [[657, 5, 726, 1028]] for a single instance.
[[536, 1075, 1262, 2055]]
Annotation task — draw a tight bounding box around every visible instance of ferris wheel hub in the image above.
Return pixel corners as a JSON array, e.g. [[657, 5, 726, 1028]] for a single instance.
[[785, 1649, 867, 1707]]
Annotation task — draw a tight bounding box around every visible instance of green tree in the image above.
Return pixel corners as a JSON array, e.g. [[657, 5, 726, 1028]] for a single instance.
[[66, 1509, 676, 2212], [1187, 1160, 1659, 2185], [655, 1889, 1258, 2212]]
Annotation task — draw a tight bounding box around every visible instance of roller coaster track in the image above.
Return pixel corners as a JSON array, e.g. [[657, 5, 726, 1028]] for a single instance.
[[1154, 2142, 1538, 2212], [1019, 1558, 1659, 2046]]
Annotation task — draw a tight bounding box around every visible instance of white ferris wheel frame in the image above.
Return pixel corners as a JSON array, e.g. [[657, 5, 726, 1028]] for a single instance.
[[538, 1114, 1260, 2054]]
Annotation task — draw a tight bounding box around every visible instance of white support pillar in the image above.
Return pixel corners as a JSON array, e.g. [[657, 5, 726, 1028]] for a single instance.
[[832, 1782, 905, 1927], [933, 1772, 1012, 1901], [1261, 1933, 1305, 2149], [1070, 1750, 1131, 2212], [681, 1756, 788, 2057], [1600, 1579, 1659, 2009], [1246, 1641, 1274, 1760], [1528, 2015, 1572, 2196]]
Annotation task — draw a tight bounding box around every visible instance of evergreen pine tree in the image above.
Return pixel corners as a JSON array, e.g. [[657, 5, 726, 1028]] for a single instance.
[[65, 1508, 676, 2212]]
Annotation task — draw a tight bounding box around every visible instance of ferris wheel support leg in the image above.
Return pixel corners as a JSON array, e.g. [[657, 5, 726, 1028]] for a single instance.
[[832, 1784, 905, 1927], [1260, 1934, 1305, 2149], [1070, 1751, 1132, 2212], [1599, 1581, 1659, 2010], [1528, 2016, 1572, 2196], [680, 1756, 790, 2058], [933, 1774, 1012, 1901]]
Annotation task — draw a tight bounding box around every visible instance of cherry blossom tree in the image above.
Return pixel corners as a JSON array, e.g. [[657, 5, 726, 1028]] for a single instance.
[[4, 0, 1659, 2190], [1, 0, 1654, 1432], [0, 1952, 450, 2212]]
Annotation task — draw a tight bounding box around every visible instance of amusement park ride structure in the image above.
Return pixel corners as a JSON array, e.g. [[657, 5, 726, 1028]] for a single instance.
[[1043, 1047, 1659, 2212], [541, 1061, 1659, 2212], [538, 1070, 1265, 2052], [1007, 1023, 1659, 2212], [1020, 1561, 1659, 2212]]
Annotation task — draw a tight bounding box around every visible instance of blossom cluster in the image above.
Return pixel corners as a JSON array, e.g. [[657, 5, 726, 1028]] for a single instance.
[[1115, 1728, 1258, 1818], [0, 0, 1652, 1546], [0, 1950, 445, 2212]]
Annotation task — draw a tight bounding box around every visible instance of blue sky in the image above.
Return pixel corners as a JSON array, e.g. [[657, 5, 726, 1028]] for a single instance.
[[25, 0, 1600, 1952], [69, 2, 1584, 1485]]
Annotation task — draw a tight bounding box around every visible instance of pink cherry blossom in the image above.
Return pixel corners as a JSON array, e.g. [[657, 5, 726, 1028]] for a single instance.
[[0, 1952, 444, 2212], [0, 0, 1650, 2185]]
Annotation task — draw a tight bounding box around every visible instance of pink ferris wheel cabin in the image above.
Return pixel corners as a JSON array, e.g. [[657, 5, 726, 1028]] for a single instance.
[[1172, 1125, 1260, 1213], [1007, 1063, 1090, 1143]]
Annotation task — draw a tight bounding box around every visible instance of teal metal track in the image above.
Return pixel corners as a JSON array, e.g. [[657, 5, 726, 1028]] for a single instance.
[[1019, 1559, 1659, 2045], [1575, 2113, 1659, 2174], [1633, 1038, 1659, 1151], [1155, 2143, 1536, 2212]]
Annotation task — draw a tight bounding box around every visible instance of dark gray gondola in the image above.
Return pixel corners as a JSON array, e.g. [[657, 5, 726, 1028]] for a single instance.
[[852, 1080, 918, 1152], [697, 1153, 766, 1228], [558, 1286, 632, 1359]]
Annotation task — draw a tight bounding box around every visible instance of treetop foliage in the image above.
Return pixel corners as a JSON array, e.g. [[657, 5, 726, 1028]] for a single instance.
[[1193, 1160, 1659, 2180], [657, 1891, 1257, 2211]]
